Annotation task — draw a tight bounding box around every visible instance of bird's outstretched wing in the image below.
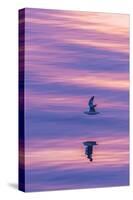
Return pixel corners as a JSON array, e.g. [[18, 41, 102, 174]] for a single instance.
[[88, 96, 94, 106]]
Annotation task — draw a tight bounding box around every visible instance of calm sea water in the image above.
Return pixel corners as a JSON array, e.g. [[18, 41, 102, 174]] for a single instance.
[[23, 8, 129, 191]]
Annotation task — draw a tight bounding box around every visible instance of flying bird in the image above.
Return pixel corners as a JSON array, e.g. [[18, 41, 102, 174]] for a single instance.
[[84, 96, 99, 115]]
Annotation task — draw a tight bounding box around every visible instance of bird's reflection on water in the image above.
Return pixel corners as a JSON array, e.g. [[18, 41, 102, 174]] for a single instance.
[[83, 141, 98, 162]]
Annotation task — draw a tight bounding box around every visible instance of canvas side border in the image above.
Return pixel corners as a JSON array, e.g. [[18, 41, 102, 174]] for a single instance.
[[18, 8, 25, 192]]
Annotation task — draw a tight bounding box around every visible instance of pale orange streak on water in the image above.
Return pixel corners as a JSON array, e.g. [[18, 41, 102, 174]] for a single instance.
[[65, 76, 128, 91], [25, 11, 129, 54], [25, 11, 129, 36], [25, 92, 128, 112], [25, 63, 129, 92], [24, 136, 129, 171], [62, 38, 129, 54]]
